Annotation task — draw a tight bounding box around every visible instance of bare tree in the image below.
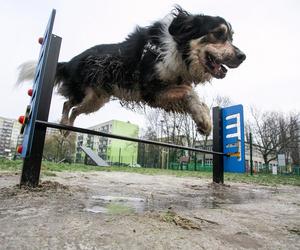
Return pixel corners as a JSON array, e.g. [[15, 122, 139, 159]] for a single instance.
[[249, 108, 299, 165], [43, 132, 76, 162], [140, 95, 233, 166], [282, 112, 300, 165], [213, 95, 232, 108], [244, 121, 252, 143]]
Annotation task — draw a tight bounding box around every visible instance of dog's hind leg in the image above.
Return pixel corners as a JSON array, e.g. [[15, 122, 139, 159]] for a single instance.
[[59, 100, 76, 137], [68, 88, 110, 127], [154, 85, 212, 135], [60, 100, 75, 125]]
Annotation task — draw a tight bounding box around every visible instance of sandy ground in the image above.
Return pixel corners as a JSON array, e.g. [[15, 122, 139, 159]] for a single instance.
[[0, 171, 299, 250]]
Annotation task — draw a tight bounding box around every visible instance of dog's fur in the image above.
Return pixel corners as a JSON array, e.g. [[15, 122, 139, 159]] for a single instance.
[[17, 6, 245, 135]]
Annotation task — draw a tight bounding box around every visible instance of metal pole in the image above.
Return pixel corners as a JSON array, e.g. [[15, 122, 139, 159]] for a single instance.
[[213, 107, 224, 183], [142, 144, 145, 167], [249, 132, 253, 175], [118, 148, 121, 167], [36, 120, 226, 156], [194, 151, 197, 171], [167, 148, 170, 169], [160, 120, 163, 169]]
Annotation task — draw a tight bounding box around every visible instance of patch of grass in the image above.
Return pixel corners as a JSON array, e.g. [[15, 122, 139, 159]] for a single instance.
[[1, 158, 300, 186], [160, 210, 201, 230], [102, 166, 213, 179], [0, 158, 22, 171], [224, 173, 300, 186], [41, 162, 96, 172], [161, 210, 176, 223], [41, 161, 213, 179], [42, 171, 57, 177], [106, 203, 134, 215]]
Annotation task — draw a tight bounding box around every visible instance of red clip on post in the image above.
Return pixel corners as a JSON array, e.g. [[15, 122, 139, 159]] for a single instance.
[[17, 145, 23, 154], [28, 89, 33, 96], [38, 37, 44, 45], [18, 115, 25, 124]]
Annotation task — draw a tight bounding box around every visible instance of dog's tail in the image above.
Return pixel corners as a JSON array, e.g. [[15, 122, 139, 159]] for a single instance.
[[15, 61, 37, 85], [16, 60, 66, 86]]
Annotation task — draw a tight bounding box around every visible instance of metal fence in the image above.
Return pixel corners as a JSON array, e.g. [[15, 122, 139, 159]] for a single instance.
[[249, 164, 300, 176]]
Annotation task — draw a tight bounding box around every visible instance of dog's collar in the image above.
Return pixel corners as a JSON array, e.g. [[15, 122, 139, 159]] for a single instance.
[[141, 41, 161, 60]]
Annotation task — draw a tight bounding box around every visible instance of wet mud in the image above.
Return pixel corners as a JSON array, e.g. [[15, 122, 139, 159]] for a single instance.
[[0, 171, 299, 249]]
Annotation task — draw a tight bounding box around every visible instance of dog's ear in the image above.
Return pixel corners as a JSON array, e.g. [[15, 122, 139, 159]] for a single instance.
[[168, 8, 194, 41]]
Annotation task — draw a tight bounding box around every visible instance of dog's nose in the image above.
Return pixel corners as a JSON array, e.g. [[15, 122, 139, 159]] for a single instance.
[[236, 51, 246, 62]]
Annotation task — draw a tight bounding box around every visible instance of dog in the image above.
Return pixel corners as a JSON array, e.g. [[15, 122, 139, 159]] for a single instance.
[[17, 6, 245, 136]]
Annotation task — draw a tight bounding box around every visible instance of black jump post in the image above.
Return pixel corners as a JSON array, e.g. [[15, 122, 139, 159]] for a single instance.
[[17, 10, 246, 188], [212, 107, 224, 183]]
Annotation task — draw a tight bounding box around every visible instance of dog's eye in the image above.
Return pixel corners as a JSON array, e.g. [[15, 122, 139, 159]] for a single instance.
[[213, 30, 225, 40]]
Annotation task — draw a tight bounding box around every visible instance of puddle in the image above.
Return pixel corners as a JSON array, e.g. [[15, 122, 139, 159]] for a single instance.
[[157, 186, 270, 210], [85, 196, 146, 214], [85, 186, 271, 214], [86, 205, 108, 214], [188, 186, 269, 209]]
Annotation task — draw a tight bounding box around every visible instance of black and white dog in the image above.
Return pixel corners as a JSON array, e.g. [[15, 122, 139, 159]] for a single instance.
[[17, 6, 245, 135]]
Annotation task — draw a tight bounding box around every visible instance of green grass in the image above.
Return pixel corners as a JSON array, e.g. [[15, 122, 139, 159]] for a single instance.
[[0, 159, 22, 171], [0, 158, 299, 186], [224, 173, 300, 186], [106, 203, 134, 215]]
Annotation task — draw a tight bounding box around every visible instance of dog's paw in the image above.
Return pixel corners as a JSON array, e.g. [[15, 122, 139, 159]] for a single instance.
[[191, 103, 212, 136], [194, 108, 212, 136], [197, 118, 212, 136]]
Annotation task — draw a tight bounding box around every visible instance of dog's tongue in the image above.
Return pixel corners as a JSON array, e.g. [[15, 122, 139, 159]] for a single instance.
[[212, 62, 227, 78], [213, 62, 222, 74]]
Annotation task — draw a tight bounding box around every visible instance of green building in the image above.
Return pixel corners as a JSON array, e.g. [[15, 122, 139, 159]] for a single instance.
[[76, 120, 139, 165]]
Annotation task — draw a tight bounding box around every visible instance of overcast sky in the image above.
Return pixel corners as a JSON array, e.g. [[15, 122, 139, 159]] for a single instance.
[[0, 0, 299, 129]]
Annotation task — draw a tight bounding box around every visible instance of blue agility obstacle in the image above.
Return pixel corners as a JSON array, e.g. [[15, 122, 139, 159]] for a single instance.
[[19, 10, 61, 186], [17, 10, 245, 187], [20, 10, 61, 159], [222, 104, 246, 173]]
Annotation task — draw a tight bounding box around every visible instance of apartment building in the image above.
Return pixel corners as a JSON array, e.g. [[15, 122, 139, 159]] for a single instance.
[[0, 116, 22, 158], [76, 120, 139, 165]]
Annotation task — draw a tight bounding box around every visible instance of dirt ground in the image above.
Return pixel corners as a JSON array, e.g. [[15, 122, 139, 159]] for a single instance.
[[0, 171, 299, 250]]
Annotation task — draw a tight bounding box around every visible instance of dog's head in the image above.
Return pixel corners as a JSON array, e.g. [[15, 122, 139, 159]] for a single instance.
[[168, 7, 246, 81]]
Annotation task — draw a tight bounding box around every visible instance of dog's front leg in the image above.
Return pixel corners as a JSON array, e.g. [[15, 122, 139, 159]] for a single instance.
[[154, 86, 212, 135], [183, 90, 212, 135]]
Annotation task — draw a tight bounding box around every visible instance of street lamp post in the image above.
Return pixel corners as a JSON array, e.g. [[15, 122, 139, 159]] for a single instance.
[[160, 120, 164, 168]]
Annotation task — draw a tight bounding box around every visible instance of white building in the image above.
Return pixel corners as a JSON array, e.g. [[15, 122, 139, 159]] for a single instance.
[[0, 116, 22, 158], [195, 139, 278, 172]]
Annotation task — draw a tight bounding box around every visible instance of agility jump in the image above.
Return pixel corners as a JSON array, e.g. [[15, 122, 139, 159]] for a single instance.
[[17, 10, 245, 187]]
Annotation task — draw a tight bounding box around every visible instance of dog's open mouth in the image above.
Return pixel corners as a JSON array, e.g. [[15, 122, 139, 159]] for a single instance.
[[204, 52, 228, 79]]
